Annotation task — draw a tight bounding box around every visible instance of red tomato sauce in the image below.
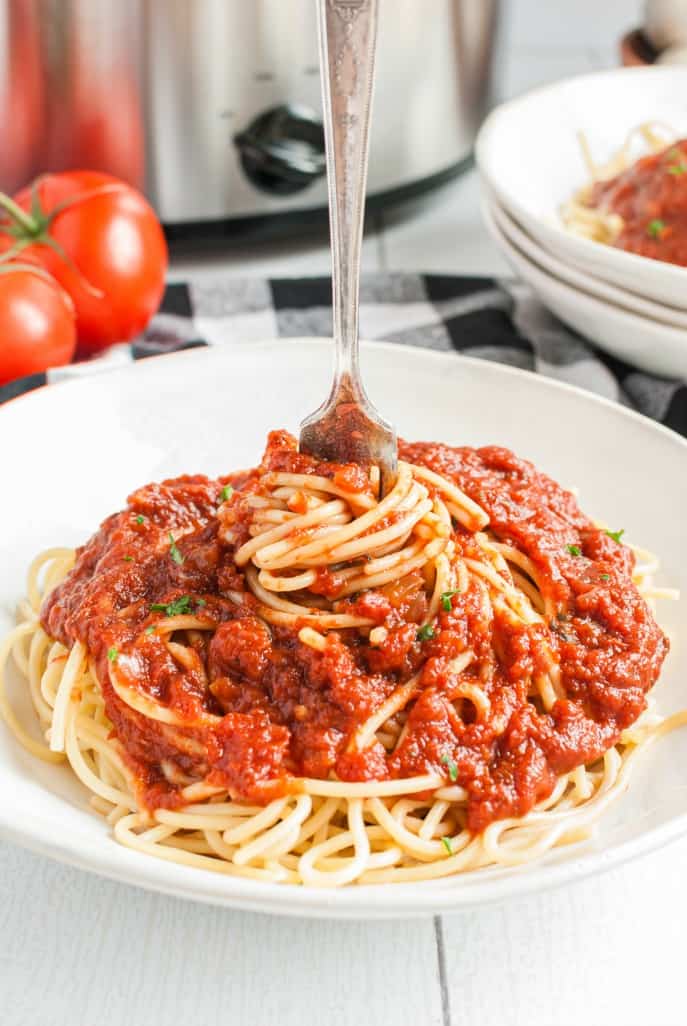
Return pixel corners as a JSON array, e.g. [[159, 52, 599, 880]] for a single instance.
[[41, 432, 668, 831], [589, 138, 687, 265]]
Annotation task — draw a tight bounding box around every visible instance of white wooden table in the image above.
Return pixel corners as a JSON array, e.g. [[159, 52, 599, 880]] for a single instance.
[[6, 3, 687, 1024]]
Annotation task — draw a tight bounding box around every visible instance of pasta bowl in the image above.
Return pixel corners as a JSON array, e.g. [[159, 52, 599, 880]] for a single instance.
[[475, 66, 687, 309], [1, 340, 687, 918]]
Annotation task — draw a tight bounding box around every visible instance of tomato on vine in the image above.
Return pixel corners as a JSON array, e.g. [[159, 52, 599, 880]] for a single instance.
[[0, 263, 76, 385], [0, 171, 167, 357]]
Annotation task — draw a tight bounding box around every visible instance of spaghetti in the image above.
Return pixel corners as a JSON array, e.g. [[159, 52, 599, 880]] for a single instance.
[[0, 431, 682, 886], [561, 122, 687, 266]]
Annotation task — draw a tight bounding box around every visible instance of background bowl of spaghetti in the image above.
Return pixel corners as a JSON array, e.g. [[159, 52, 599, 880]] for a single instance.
[[476, 66, 687, 308], [1, 339, 687, 919]]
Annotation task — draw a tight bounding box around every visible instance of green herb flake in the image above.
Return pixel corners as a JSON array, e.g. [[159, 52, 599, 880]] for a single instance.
[[605, 528, 625, 544], [440, 754, 458, 782], [668, 163, 687, 176], [440, 589, 460, 612], [648, 219, 666, 238], [441, 836, 453, 856], [566, 544, 582, 557], [150, 595, 193, 616], [556, 611, 568, 622], [416, 623, 435, 642], [219, 484, 233, 504], [196, 598, 207, 608], [144, 625, 155, 635], [135, 514, 145, 525], [107, 647, 118, 663], [600, 573, 610, 581], [169, 532, 184, 565], [123, 555, 134, 562]]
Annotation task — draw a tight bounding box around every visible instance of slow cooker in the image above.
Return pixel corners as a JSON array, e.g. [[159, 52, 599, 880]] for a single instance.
[[0, 0, 501, 240]]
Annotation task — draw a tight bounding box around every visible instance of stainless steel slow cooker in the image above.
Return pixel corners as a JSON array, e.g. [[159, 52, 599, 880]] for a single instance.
[[0, 0, 500, 238]]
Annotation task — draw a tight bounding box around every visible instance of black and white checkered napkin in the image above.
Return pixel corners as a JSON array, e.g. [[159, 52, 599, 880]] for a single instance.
[[2, 273, 686, 436]]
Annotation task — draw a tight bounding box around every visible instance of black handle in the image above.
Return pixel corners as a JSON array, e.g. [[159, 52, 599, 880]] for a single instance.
[[235, 104, 326, 195]]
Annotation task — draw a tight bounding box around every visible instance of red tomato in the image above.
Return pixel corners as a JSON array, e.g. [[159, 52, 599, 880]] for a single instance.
[[0, 171, 167, 357], [0, 266, 76, 386], [46, 71, 145, 190], [0, 0, 44, 194]]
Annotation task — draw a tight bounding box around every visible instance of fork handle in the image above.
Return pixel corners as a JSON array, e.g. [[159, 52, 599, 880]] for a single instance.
[[318, 0, 379, 398]]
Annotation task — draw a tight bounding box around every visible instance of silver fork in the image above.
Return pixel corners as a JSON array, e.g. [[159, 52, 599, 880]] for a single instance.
[[298, 0, 397, 496]]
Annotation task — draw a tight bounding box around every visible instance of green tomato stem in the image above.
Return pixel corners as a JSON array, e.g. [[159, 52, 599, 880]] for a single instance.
[[0, 193, 40, 235], [0, 260, 57, 284]]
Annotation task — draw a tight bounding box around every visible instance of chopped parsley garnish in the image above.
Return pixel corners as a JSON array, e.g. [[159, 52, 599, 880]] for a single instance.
[[440, 589, 460, 612], [600, 573, 610, 581], [667, 151, 687, 174], [144, 625, 155, 635], [135, 514, 145, 525], [150, 595, 196, 616], [648, 219, 666, 238], [416, 623, 435, 642], [168, 532, 184, 565], [123, 555, 134, 562], [196, 598, 207, 607], [440, 754, 458, 782], [566, 544, 581, 557], [441, 836, 453, 855], [605, 528, 625, 544], [107, 647, 118, 663], [219, 484, 233, 503]]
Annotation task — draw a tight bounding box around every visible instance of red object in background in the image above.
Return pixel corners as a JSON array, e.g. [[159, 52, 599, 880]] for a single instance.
[[0, 0, 44, 194], [46, 3, 145, 189], [0, 171, 168, 357], [0, 0, 145, 195], [46, 62, 145, 191], [0, 265, 76, 386]]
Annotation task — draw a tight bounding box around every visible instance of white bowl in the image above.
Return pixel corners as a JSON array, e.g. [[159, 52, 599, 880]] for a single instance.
[[476, 67, 687, 309], [489, 192, 687, 331], [2, 340, 687, 917], [483, 196, 687, 378]]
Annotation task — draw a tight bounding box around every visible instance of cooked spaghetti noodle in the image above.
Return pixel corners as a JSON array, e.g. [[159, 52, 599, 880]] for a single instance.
[[0, 431, 682, 886]]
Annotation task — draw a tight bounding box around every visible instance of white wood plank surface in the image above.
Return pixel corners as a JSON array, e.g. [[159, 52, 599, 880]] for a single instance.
[[379, 172, 510, 278], [442, 836, 687, 1026], [0, 840, 443, 1026]]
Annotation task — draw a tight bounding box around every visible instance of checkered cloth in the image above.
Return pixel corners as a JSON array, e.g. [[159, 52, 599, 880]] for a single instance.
[[2, 273, 686, 435]]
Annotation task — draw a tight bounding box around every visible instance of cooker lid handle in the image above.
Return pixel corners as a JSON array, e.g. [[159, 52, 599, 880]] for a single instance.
[[234, 104, 327, 195]]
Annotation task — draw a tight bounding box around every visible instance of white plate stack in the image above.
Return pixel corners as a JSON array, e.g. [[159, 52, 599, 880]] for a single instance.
[[475, 66, 687, 379]]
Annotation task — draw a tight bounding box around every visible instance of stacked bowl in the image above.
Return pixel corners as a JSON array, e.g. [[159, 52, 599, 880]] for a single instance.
[[475, 66, 687, 378]]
